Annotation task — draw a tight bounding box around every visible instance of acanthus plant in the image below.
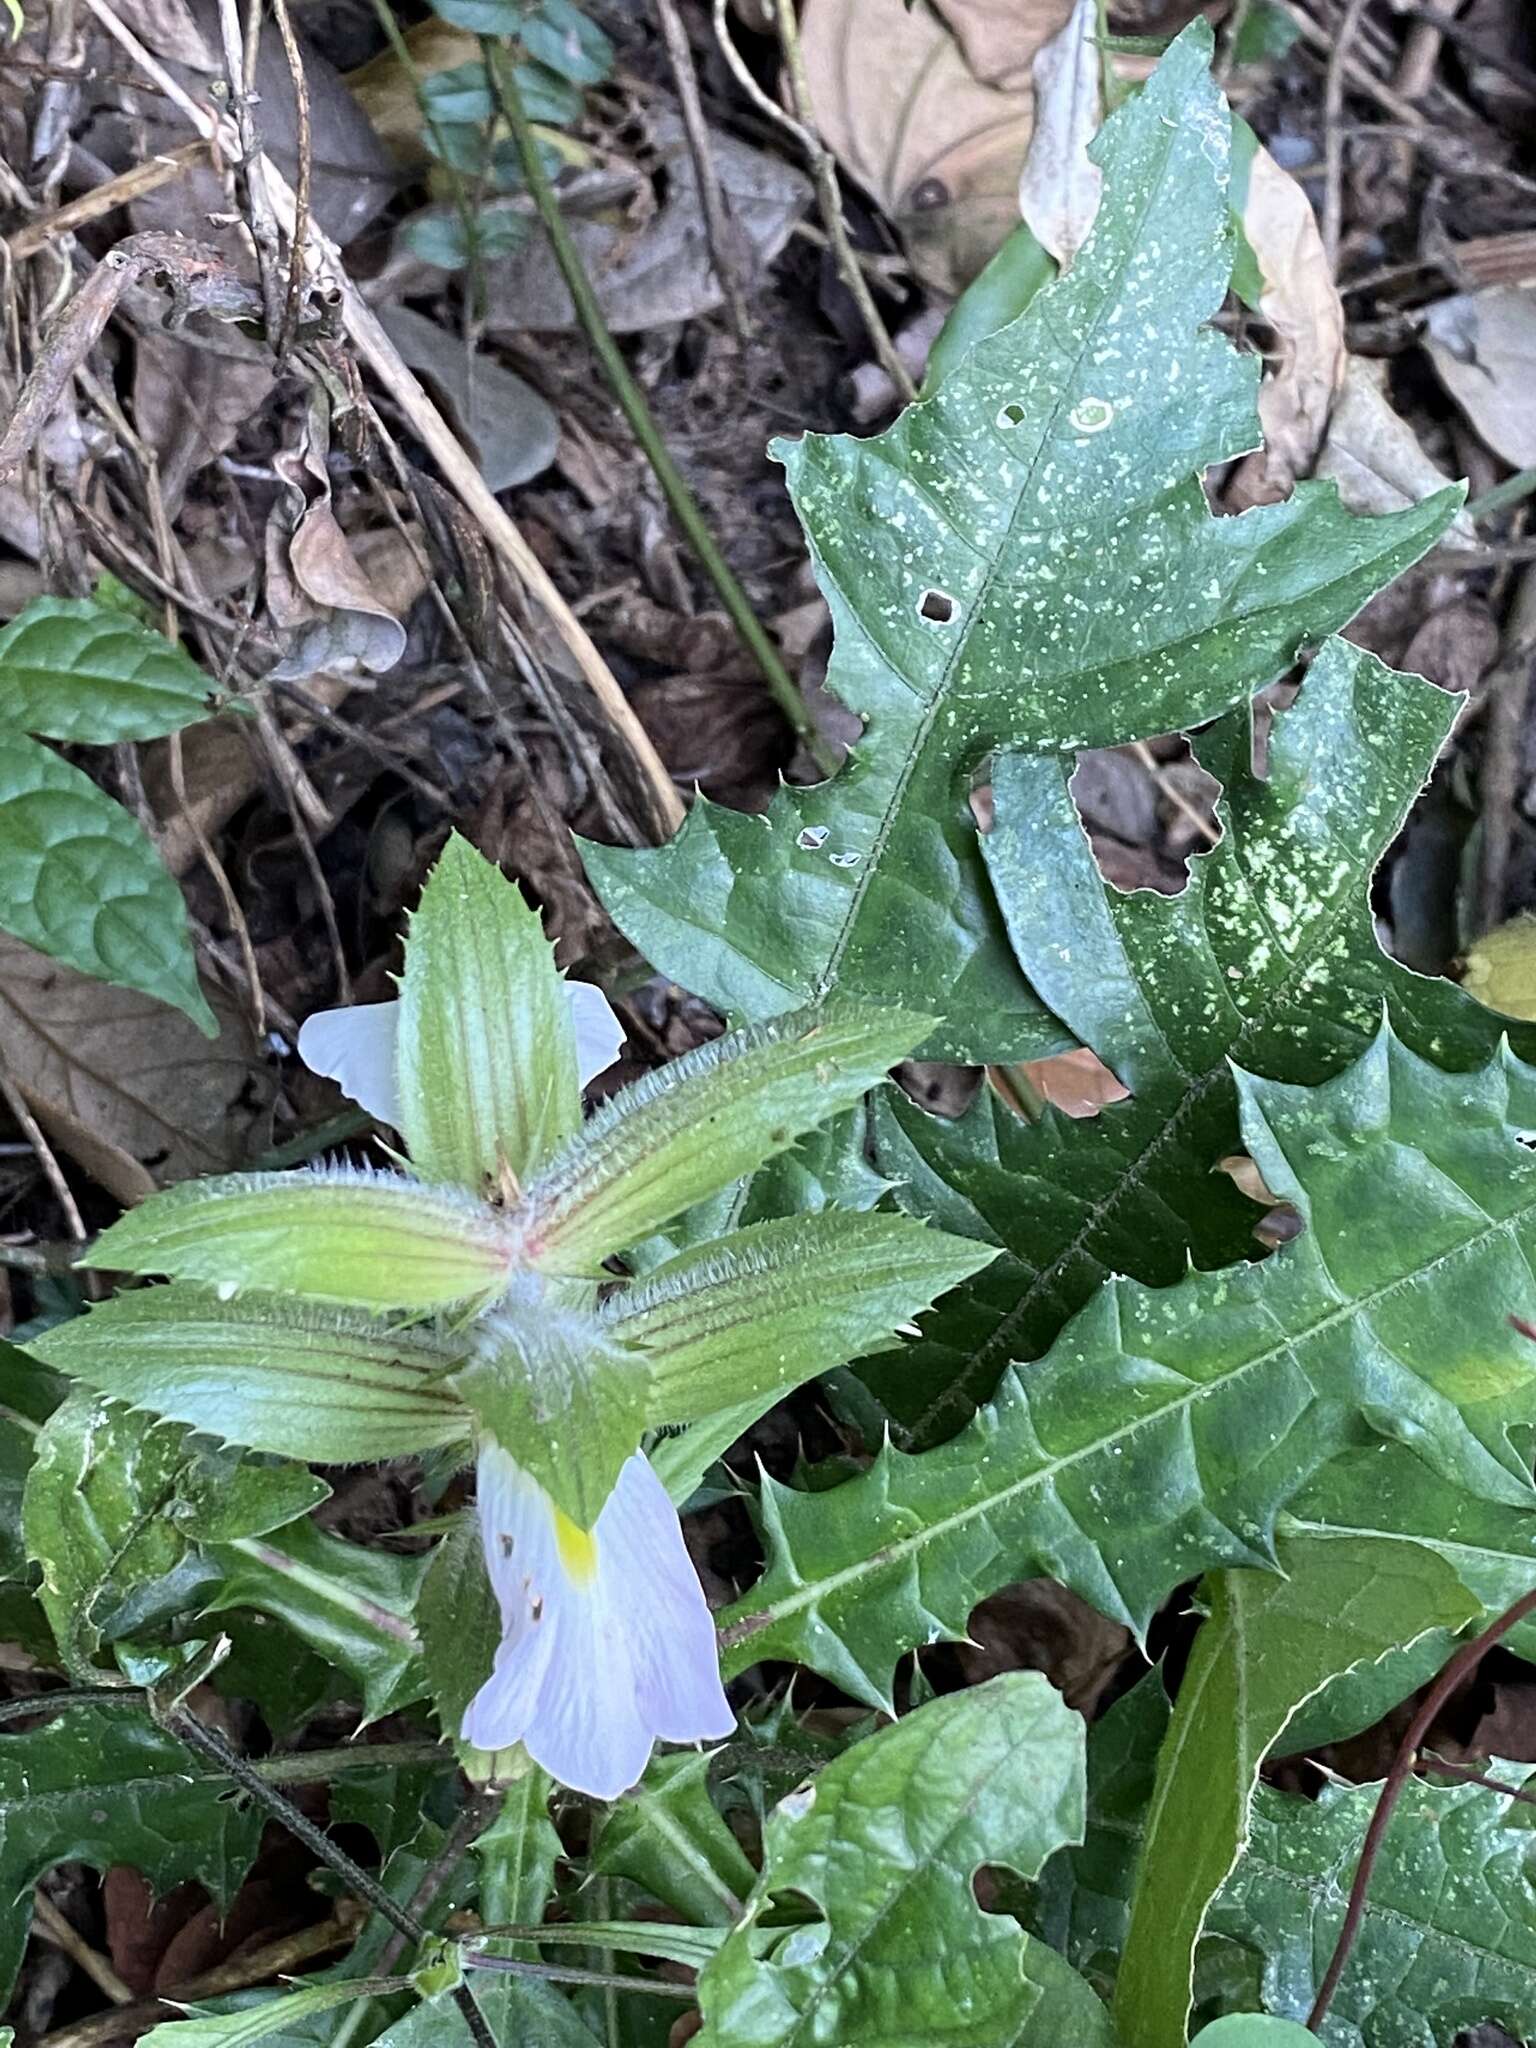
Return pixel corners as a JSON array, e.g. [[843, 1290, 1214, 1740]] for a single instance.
[[11, 16, 1536, 2048], [32, 832, 992, 1799]]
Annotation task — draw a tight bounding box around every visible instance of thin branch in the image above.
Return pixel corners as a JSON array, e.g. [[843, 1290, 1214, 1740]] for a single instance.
[[74, 0, 685, 843], [1322, 0, 1373, 274], [715, 0, 915, 407], [654, 0, 751, 344], [1307, 1583, 1536, 2030], [493, 48, 833, 774]]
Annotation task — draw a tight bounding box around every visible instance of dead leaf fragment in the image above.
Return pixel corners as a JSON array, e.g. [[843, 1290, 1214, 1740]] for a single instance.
[[1315, 356, 1474, 541], [377, 307, 558, 493], [265, 403, 408, 681], [1228, 145, 1347, 507], [1016, 0, 1102, 267], [800, 0, 1072, 294], [1423, 285, 1536, 470], [475, 110, 810, 334], [1017, 1045, 1130, 1118], [0, 934, 271, 1205]]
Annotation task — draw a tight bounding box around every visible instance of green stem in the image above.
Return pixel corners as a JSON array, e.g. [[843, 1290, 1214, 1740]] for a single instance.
[[491, 49, 836, 777], [1466, 465, 1536, 524]]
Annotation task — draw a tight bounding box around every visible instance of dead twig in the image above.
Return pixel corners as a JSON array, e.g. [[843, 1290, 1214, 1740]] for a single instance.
[[654, 0, 752, 345], [62, 0, 684, 841], [712, 0, 916, 406], [265, 0, 312, 356], [1322, 0, 1374, 274], [31, 1892, 135, 2008], [6, 144, 209, 261]]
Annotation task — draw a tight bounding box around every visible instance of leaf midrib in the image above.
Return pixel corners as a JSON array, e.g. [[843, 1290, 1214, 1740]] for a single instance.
[[729, 1186, 1536, 1650], [814, 116, 1190, 1006]]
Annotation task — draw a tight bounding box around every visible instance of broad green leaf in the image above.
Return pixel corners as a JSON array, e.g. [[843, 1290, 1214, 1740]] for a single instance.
[[521, 1005, 928, 1275], [86, 1168, 519, 1311], [416, 1513, 502, 1749], [0, 1705, 264, 2002], [1113, 1537, 1477, 2048], [138, 1981, 402, 2048], [876, 637, 1524, 1442], [0, 597, 228, 741], [204, 1519, 426, 1723], [522, 0, 613, 85], [425, 0, 520, 32], [1208, 1768, 1536, 2044], [397, 833, 582, 1195], [581, 26, 1456, 1064], [22, 1390, 326, 1676], [718, 1027, 1536, 1710], [607, 1211, 996, 1428], [475, 1764, 560, 1959], [1191, 2023, 1317, 2046], [0, 1339, 63, 1578], [1282, 1445, 1536, 1665], [452, 1295, 650, 1528], [0, 730, 213, 1030], [31, 1285, 471, 1463], [696, 1672, 1109, 2048], [594, 1750, 756, 1927], [373, 1977, 599, 2048]]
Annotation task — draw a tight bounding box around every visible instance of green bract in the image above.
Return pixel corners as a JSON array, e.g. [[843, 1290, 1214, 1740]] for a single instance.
[[33, 833, 988, 1537]]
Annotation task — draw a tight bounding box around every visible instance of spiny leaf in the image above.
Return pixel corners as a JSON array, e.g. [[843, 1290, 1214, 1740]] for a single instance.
[[1113, 1537, 1477, 2048], [719, 1027, 1536, 1710], [1209, 1769, 1536, 2044], [695, 1673, 1112, 2048], [593, 1749, 756, 1927], [397, 833, 582, 1195], [203, 1519, 426, 1724], [85, 1168, 519, 1312], [21, 1389, 326, 1678], [474, 1765, 560, 1961], [30, 1286, 472, 1464], [520, 1004, 928, 1275], [581, 25, 1456, 1064], [0, 597, 230, 742], [0, 731, 214, 1031], [607, 1211, 997, 1428], [0, 1705, 265, 2004], [875, 636, 1528, 1443], [1282, 1445, 1536, 1665]]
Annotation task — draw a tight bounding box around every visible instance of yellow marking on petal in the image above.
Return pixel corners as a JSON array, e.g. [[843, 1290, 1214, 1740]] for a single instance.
[[553, 1506, 599, 1587]]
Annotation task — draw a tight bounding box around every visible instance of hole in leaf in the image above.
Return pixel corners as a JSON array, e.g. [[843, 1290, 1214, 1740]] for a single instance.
[[998, 402, 1026, 426], [919, 588, 955, 624], [1069, 738, 1222, 898]]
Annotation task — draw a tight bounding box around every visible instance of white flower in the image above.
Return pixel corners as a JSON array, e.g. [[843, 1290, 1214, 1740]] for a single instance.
[[462, 1446, 735, 1799], [296, 985, 625, 1130]]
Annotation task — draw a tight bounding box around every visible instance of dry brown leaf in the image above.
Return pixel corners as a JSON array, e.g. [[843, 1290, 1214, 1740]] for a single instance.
[[1016, 0, 1102, 266], [1017, 1045, 1130, 1119], [0, 934, 271, 1205], [800, 0, 1072, 293], [377, 307, 558, 492], [475, 110, 809, 334], [265, 402, 408, 681], [131, 328, 274, 515], [1314, 355, 1475, 540], [1423, 285, 1536, 470], [1227, 145, 1346, 508]]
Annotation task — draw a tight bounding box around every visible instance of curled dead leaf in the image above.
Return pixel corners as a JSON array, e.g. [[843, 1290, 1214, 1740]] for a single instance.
[[1016, 0, 1102, 268], [800, 0, 1073, 294], [1314, 356, 1475, 541], [264, 402, 408, 681], [1016, 1045, 1130, 1119], [1227, 143, 1346, 508]]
